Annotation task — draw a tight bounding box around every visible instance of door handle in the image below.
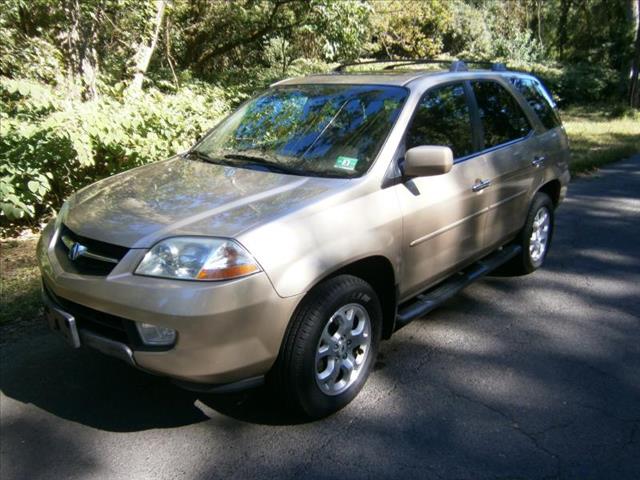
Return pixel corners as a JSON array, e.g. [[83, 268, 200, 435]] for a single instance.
[[532, 156, 546, 168], [472, 179, 491, 192]]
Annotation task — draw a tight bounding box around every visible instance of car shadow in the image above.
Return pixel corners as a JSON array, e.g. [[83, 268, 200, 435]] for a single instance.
[[196, 387, 312, 426], [0, 333, 206, 431], [0, 330, 313, 431]]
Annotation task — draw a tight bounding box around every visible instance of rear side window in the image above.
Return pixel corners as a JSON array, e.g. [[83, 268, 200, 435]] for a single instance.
[[510, 76, 561, 130], [406, 83, 474, 159], [471, 80, 532, 149]]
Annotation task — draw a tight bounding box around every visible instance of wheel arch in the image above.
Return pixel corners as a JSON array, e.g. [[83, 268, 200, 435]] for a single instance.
[[289, 255, 398, 341], [328, 256, 397, 340], [537, 179, 562, 207]]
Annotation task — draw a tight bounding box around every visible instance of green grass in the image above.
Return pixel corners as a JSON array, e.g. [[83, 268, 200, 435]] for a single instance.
[[562, 104, 640, 174], [0, 238, 41, 325]]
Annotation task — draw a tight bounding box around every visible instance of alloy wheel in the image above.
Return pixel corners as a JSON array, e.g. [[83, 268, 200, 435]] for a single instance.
[[529, 206, 551, 265], [314, 303, 372, 396]]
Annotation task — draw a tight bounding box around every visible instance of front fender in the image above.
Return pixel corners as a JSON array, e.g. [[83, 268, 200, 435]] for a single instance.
[[239, 185, 403, 297]]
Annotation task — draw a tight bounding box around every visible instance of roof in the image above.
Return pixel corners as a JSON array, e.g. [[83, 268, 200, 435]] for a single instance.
[[271, 60, 518, 88], [271, 72, 436, 88]]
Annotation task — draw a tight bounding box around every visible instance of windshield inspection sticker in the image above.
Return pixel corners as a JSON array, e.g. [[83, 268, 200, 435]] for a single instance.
[[334, 156, 359, 171]]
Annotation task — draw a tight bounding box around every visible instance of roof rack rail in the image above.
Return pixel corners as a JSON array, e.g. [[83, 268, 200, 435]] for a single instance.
[[333, 59, 509, 73], [450, 60, 468, 72]]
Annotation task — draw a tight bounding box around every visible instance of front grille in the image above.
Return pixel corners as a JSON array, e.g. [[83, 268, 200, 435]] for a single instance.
[[55, 224, 129, 276], [43, 282, 138, 346]]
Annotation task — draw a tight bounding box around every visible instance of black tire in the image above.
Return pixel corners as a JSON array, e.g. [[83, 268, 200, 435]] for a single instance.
[[271, 274, 382, 419], [505, 192, 555, 275]]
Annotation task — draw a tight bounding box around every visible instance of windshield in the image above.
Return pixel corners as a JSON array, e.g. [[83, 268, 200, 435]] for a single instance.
[[193, 84, 408, 178]]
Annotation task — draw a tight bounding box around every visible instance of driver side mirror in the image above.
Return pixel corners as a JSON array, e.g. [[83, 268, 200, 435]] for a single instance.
[[404, 146, 454, 177]]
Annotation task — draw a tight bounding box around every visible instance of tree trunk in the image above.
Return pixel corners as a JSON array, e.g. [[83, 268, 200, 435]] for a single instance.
[[629, 0, 640, 107], [64, 0, 100, 101], [556, 0, 572, 58], [164, 13, 179, 86], [537, 0, 543, 47], [130, 0, 166, 92]]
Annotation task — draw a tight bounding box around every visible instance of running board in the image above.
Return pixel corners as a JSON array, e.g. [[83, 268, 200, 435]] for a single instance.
[[394, 244, 521, 331]]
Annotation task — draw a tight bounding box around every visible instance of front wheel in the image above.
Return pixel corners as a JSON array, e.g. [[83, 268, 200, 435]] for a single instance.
[[272, 275, 382, 419], [506, 192, 555, 275]]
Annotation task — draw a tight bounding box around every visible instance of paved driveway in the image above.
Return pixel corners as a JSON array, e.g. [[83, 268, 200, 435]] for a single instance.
[[2, 156, 639, 480]]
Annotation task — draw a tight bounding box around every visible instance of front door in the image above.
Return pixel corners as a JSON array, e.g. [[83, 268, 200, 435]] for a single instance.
[[395, 82, 489, 299]]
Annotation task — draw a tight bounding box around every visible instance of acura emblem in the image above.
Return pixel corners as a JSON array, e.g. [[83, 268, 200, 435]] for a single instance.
[[68, 242, 87, 261]]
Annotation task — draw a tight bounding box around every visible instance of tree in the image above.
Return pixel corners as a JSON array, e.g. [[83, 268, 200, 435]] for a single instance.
[[629, 0, 640, 107], [369, 0, 453, 59], [556, 0, 572, 59], [296, 0, 372, 61], [62, 0, 102, 100], [175, 0, 313, 75], [129, 0, 167, 92]]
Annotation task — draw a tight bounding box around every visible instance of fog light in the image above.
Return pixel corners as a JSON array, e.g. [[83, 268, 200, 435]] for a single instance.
[[136, 323, 176, 346]]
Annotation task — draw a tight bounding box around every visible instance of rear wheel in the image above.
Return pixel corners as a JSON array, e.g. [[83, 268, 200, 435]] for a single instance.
[[272, 275, 382, 419], [506, 192, 555, 275]]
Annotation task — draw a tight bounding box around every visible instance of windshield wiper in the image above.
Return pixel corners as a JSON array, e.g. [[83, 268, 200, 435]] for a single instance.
[[183, 150, 232, 166], [222, 152, 306, 176]]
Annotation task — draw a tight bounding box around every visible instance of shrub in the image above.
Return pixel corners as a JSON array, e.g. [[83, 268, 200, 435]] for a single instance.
[[0, 77, 229, 230], [509, 62, 621, 106]]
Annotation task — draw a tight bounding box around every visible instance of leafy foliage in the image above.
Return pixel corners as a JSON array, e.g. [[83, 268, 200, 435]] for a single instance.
[[512, 62, 621, 106], [369, 0, 453, 59], [0, 78, 228, 224]]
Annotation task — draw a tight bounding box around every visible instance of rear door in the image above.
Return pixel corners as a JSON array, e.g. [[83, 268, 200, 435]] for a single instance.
[[469, 79, 537, 250], [509, 75, 570, 179], [394, 82, 490, 299]]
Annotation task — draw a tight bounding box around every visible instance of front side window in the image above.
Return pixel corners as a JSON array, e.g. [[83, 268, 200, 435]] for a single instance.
[[510, 76, 561, 130], [194, 84, 408, 178], [406, 82, 474, 159], [471, 80, 532, 149]]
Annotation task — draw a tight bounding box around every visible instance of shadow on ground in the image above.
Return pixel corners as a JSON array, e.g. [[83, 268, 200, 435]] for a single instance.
[[0, 338, 207, 431], [0, 331, 314, 430]]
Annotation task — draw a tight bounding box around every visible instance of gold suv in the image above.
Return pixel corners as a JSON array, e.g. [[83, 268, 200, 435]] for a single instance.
[[38, 60, 570, 418]]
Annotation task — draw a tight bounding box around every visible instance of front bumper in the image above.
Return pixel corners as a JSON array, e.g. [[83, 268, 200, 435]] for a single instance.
[[38, 222, 302, 385]]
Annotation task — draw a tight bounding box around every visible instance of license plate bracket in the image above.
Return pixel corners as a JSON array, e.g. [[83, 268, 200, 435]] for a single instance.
[[45, 304, 81, 348]]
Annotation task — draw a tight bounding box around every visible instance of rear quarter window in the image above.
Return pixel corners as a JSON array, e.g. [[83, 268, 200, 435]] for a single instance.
[[510, 76, 562, 130]]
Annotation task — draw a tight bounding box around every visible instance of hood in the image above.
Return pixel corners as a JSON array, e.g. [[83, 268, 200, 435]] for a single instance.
[[64, 157, 340, 248]]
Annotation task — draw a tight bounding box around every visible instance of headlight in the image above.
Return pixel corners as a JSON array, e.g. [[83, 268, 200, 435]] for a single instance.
[[135, 237, 261, 281]]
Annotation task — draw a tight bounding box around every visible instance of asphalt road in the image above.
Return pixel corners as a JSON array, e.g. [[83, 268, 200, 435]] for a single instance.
[[2, 156, 639, 480]]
